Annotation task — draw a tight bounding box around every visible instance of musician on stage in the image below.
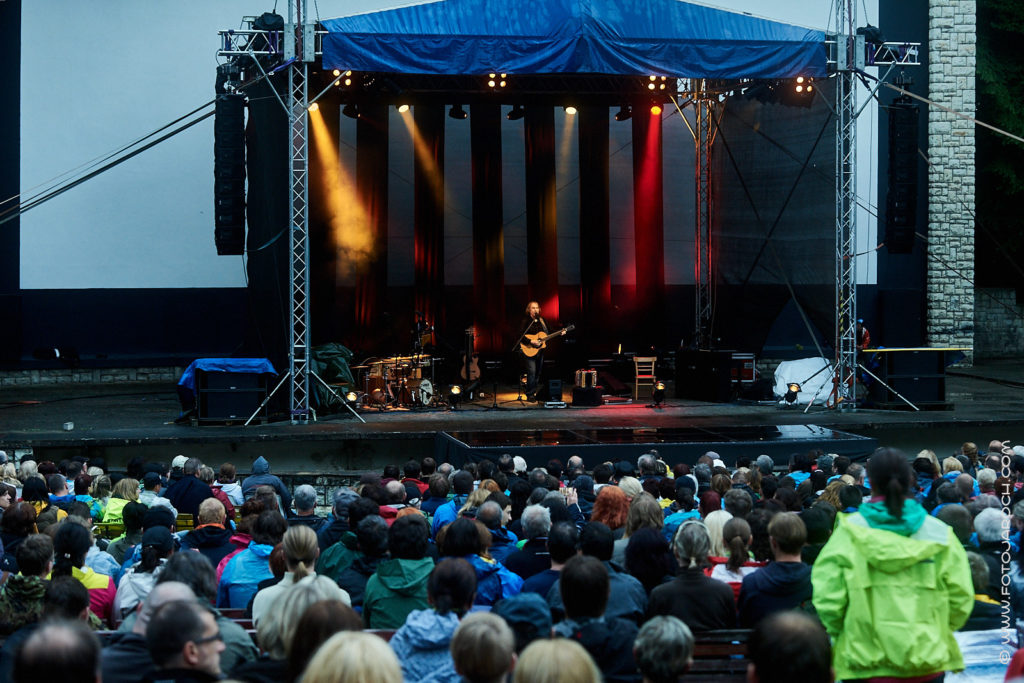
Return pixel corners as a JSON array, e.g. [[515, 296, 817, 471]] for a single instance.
[[515, 301, 547, 400]]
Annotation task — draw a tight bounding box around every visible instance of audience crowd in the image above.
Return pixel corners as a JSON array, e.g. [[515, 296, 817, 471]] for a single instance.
[[0, 439, 1020, 682]]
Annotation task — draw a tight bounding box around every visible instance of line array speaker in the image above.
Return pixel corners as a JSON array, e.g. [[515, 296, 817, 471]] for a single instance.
[[215, 92, 246, 255], [885, 102, 919, 254]]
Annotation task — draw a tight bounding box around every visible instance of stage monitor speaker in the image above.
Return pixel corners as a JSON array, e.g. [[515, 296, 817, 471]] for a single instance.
[[538, 379, 563, 402], [885, 102, 919, 254], [214, 92, 246, 255]]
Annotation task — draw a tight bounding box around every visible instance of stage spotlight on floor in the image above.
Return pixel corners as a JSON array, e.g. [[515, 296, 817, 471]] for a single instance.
[[344, 390, 358, 403], [448, 384, 463, 409], [651, 381, 666, 407], [507, 104, 525, 121], [614, 105, 632, 121], [396, 103, 411, 113], [785, 383, 801, 404], [564, 105, 578, 115], [449, 104, 468, 120], [650, 103, 662, 115], [342, 103, 359, 119]]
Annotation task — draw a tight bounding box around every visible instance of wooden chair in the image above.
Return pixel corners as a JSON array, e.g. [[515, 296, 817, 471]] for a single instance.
[[633, 356, 657, 401]]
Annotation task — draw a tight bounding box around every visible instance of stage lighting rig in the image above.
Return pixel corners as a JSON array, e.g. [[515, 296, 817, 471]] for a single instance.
[[507, 104, 525, 121], [784, 383, 801, 405], [614, 105, 632, 121], [449, 104, 468, 120], [650, 381, 666, 407]]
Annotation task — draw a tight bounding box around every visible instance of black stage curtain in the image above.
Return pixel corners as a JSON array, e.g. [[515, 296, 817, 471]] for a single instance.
[[632, 109, 666, 342], [470, 103, 506, 353], [309, 99, 342, 345], [355, 104, 389, 348], [524, 105, 559, 322], [578, 106, 612, 347], [413, 105, 446, 332]]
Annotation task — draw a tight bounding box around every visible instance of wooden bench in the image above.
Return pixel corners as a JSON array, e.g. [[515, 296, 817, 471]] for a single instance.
[[686, 629, 751, 682], [93, 523, 125, 540], [176, 513, 195, 532]]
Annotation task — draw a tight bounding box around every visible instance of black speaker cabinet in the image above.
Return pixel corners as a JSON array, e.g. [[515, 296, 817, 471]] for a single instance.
[[869, 348, 947, 408], [572, 386, 603, 407], [537, 379, 563, 402], [196, 370, 268, 422], [675, 350, 734, 402]]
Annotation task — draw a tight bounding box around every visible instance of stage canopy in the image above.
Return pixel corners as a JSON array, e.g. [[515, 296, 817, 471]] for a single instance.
[[321, 0, 827, 80]]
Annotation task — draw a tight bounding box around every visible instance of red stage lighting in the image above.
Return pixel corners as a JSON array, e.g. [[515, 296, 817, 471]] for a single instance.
[[650, 104, 662, 115]]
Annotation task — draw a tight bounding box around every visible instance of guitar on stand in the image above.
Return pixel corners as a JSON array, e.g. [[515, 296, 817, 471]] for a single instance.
[[460, 327, 481, 400], [520, 324, 576, 357]]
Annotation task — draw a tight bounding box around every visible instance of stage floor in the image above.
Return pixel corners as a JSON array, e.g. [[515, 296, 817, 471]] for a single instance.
[[1, 359, 1022, 471]]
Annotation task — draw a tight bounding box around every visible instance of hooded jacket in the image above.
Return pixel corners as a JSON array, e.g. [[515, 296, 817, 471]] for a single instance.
[[336, 554, 386, 607], [316, 531, 361, 582], [811, 499, 973, 681], [241, 457, 292, 510], [487, 527, 519, 564], [430, 494, 469, 538], [464, 554, 524, 606], [0, 573, 46, 636], [553, 616, 640, 682], [736, 561, 812, 627], [180, 524, 236, 568], [389, 608, 462, 683], [363, 556, 434, 629], [215, 480, 245, 506], [217, 541, 276, 608]]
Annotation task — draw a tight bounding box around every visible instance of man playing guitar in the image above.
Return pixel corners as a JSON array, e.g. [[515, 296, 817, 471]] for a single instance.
[[515, 301, 547, 400]]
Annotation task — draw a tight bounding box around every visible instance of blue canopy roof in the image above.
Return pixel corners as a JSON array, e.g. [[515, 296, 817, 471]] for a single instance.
[[321, 0, 826, 80]]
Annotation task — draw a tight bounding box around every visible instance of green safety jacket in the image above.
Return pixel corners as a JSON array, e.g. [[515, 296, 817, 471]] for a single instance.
[[811, 499, 973, 681]]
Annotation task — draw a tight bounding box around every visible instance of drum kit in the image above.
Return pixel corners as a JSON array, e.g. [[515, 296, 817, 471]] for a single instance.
[[353, 354, 438, 408]]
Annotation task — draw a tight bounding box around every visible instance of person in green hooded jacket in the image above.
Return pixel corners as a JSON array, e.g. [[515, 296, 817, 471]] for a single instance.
[[363, 513, 435, 629], [812, 447, 973, 682]]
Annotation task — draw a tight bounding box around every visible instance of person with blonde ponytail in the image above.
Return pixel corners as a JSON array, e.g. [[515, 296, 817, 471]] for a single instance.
[[646, 519, 735, 632], [812, 447, 973, 682], [250, 524, 350, 625]]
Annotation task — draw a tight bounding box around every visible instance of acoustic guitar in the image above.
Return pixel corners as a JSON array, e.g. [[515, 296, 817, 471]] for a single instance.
[[520, 324, 575, 358], [460, 326, 481, 380]]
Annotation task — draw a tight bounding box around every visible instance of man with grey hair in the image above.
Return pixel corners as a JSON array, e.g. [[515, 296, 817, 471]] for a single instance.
[[846, 463, 868, 494], [437, 461, 454, 478], [977, 468, 997, 495], [477, 501, 518, 564], [505, 504, 553, 580], [101, 582, 197, 683], [287, 484, 327, 533], [317, 487, 361, 550], [692, 463, 712, 495], [163, 456, 213, 518], [974, 507, 1007, 600], [723, 488, 753, 520], [816, 454, 834, 474], [755, 455, 775, 476], [633, 615, 694, 683], [637, 453, 660, 481], [12, 620, 102, 683]]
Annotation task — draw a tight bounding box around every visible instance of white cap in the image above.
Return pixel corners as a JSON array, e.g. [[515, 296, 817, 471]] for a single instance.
[[513, 455, 528, 474], [171, 455, 188, 469], [712, 459, 726, 469]]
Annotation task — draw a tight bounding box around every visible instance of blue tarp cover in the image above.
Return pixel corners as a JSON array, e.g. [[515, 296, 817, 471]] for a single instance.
[[322, 0, 826, 79]]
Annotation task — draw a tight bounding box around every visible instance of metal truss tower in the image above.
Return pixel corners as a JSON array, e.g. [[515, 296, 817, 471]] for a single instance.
[[693, 81, 716, 350], [833, 0, 858, 410]]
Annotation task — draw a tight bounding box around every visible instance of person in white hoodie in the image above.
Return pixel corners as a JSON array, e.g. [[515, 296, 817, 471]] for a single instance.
[[113, 526, 174, 620], [214, 462, 245, 506]]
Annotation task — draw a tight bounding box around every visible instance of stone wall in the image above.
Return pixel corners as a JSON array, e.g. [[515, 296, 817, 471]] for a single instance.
[[974, 288, 1024, 358], [0, 367, 183, 387], [926, 0, 976, 363]]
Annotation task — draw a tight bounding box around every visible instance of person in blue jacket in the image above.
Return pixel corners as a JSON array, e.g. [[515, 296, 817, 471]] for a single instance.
[[241, 456, 292, 511], [217, 509, 287, 608], [438, 517, 522, 606], [431, 471, 473, 538]]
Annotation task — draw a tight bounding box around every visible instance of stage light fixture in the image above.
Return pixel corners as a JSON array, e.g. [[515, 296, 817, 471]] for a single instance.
[[648, 82, 656, 91], [449, 104, 468, 120], [650, 103, 662, 115], [308, 102, 319, 112], [652, 381, 666, 406], [564, 105, 578, 115], [785, 383, 801, 404], [614, 105, 632, 121], [345, 390, 358, 403], [344, 77, 352, 86], [396, 103, 410, 113], [449, 384, 462, 396], [342, 103, 359, 119], [507, 104, 525, 120], [333, 69, 341, 77]]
